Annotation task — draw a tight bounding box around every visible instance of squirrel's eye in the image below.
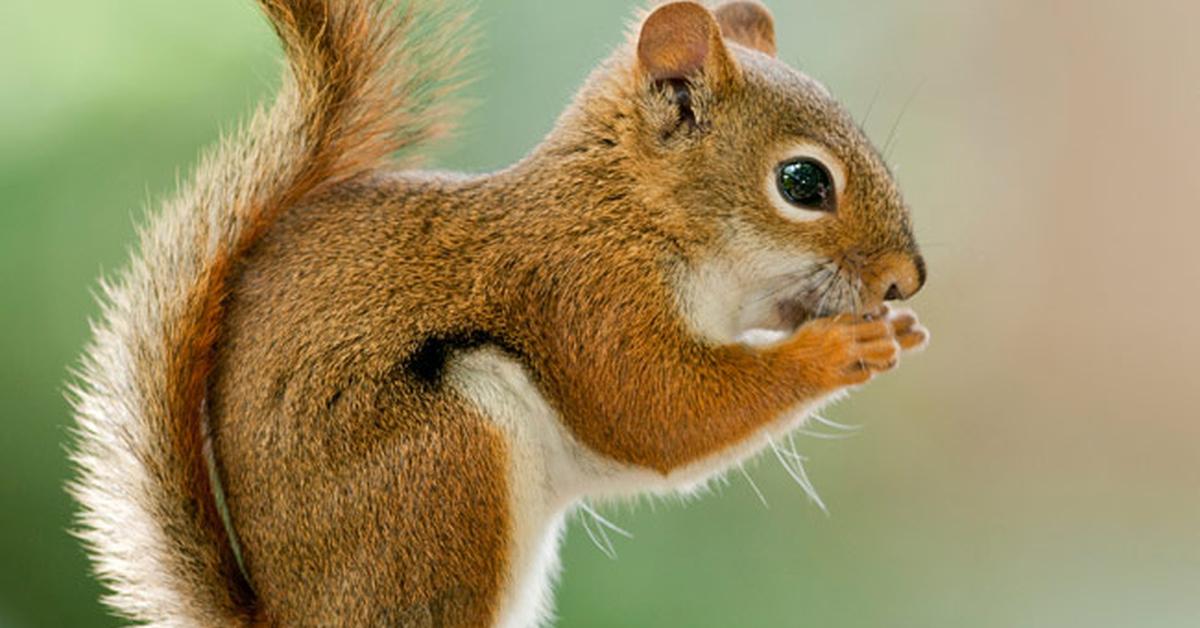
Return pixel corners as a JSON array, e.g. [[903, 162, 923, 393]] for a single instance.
[[777, 158, 834, 211]]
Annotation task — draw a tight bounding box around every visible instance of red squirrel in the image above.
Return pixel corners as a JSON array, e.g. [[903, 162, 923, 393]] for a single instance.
[[70, 1, 928, 625]]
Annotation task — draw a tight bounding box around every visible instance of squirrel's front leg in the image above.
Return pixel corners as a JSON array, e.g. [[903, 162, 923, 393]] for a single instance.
[[542, 302, 927, 474]]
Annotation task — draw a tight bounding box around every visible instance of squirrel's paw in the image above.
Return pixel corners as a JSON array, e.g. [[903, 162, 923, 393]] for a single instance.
[[876, 304, 930, 353], [780, 314, 897, 389], [783, 305, 928, 390], [883, 304, 926, 353]]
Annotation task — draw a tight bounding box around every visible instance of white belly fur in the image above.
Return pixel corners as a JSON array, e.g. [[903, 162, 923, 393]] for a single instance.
[[448, 348, 580, 628], [447, 347, 839, 627]]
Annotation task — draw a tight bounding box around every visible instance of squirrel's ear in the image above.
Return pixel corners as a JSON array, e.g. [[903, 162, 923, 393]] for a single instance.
[[636, 2, 738, 84], [714, 1, 777, 57]]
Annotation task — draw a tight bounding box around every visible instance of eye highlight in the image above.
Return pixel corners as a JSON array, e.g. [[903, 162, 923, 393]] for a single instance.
[[776, 158, 835, 211]]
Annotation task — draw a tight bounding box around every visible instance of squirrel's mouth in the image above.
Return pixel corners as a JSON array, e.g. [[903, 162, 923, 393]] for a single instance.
[[734, 271, 859, 346], [735, 294, 824, 346], [775, 297, 818, 331]]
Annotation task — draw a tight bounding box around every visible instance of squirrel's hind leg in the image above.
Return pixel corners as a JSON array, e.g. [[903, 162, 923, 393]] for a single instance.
[[217, 394, 512, 627]]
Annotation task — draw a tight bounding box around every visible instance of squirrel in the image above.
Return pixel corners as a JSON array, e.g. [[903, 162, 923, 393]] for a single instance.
[[69, 0, 929, 626]]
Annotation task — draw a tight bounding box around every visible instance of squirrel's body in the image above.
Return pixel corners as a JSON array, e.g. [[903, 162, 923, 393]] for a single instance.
[[71, 1, 929, 626]]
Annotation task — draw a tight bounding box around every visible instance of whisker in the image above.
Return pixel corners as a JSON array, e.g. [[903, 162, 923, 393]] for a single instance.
[[813, 267, 840, 318], [787, 433, 830, 516], [883, 78, 926, 160], [795, 428, 855, 441], [594, 518, 617, 558], [784, 433, 803, 459], [748, 266, 825, 303], [578, 508, 616, 559], [832, 275, 848, 315], [579, 502, 634, 539], [742, 277, 804, 308], [852, 275, 865, 313], [810, 413, 862, 432], [767, 436, 828, 514], [860, 81, 884, 129], [741, 265, 827, 308], [737, 462, 770, 509]]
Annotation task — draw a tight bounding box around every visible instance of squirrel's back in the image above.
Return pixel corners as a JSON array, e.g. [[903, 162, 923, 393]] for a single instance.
[[70, 1, 928, 625], [68, 2, 469, 624]]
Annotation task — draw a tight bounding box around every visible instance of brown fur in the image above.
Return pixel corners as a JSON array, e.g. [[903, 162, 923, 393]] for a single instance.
[[715, 1, 777, 56], [73, 1, 927, 626], [70, 0, 468, 625]]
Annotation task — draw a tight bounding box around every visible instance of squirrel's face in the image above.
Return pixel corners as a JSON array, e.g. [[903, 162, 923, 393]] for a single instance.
[[588, 1, 926, 342]]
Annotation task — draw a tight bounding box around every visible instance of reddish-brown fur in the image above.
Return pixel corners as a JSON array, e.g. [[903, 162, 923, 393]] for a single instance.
[[715, 1, 777, 56], [73, 1, 927, 626], [168, 2, 466, 620], [70, 0, 471, 625]]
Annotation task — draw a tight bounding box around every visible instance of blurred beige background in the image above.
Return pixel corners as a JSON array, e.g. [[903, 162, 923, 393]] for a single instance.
[[1, 0, 1198, 626]]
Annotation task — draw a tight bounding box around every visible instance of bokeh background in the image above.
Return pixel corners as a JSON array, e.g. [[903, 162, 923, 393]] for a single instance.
[[3, 0, 1199, 626]]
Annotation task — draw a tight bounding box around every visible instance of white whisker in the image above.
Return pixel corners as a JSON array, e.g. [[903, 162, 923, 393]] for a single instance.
[[810, 413, 861, 432], [578, 505, 617, 559], [795, 428, 854, 441], [737, 462, 769, 509], [767, 436, 828, 514], [579, 501, 634, 539]]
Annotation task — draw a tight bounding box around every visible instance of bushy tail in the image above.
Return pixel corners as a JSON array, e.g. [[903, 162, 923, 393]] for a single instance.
[[68, 1, 469, 624]]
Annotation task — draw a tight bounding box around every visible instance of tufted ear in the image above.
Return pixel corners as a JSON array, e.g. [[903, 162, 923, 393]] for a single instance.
[[636, 2, 738, 84], [713, 1, 777, 57]]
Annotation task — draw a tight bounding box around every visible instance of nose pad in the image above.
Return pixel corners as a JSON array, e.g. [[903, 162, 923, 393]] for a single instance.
[[872, 252, 926, 303]]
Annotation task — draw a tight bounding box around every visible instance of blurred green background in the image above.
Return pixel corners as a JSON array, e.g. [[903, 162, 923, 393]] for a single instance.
[[3, 0, 1199, 626]]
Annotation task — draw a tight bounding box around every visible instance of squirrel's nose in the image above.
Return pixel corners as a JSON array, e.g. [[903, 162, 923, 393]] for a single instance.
[[873, 252, 926, 303]]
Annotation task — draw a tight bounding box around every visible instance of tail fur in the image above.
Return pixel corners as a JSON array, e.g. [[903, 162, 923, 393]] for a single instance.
[[68, 1, 469, 624]]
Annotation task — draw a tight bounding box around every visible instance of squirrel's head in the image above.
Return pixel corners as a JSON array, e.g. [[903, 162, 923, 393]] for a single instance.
[[551, 1, 925, 343]]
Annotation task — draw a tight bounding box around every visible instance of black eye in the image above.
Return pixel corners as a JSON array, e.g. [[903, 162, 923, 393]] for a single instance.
[[777, 158, 835, 211]]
